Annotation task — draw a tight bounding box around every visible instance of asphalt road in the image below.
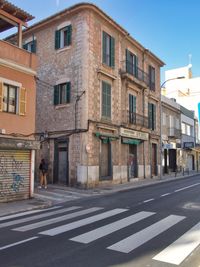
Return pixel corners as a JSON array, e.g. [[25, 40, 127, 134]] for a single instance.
[[0, 175, 200, 267]]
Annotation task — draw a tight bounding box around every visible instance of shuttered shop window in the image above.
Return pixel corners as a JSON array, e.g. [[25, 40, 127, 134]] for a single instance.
[[0, 150, 31, 202]]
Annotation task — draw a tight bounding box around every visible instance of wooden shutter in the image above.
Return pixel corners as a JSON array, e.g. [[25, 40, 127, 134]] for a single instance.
[[134, 55, 138, 78], [55, 30, 61, 49], [107, 83, 111, 118], [110, 36, 115, 67], [102, 32, 107, 64], [66, 82, 71, 103], [23, 43, 28, 50], [153, 104, 156, 130], [32, 39, 37, 53], [19, 87, 26, 115], [148, 103, 152, 129], [102, 81, 111, 118], [54, 85, 59, 105], [0, 82, 3, 112], [66, 25, 72, 46], [126, 49, 131, 74]]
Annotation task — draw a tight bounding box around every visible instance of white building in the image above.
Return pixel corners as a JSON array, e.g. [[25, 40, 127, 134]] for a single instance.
[[163, 65, 200, 143]]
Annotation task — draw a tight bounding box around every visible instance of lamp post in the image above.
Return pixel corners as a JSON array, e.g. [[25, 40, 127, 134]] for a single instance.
[[160, 76, 185, 179]]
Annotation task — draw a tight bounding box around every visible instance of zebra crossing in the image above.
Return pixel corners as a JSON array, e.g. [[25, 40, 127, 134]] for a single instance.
[[0, 205, 200, 266]]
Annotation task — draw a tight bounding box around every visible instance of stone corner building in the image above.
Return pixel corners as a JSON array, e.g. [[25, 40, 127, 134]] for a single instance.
[[21, 3, 164, 187]]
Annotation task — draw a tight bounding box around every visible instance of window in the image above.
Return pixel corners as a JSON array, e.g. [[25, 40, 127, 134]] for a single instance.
[[0, 83, 26, 115], [54, 82, 71, 105], [148, 103, 156, 130], [3, 84, 17, 113], [23, 40, 37, 53], [181, 122, 186, 134], [126, 49, 138, 77], [102, 31, 115, 67], [149, 65, 155, 90], [55, 25, 72, 49], [162, 112, 166, 126], [102, 81, 111, 119], [129, 94, 136, 124]]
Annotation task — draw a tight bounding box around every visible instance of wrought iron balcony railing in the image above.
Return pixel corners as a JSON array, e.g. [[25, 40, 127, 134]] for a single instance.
[[128, 111, 149, 128], [121, 61, 150, 86], [168, 127, 181, 138]]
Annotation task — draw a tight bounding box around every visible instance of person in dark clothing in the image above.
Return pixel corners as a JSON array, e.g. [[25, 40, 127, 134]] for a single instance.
[[38, 158, 48, 189]]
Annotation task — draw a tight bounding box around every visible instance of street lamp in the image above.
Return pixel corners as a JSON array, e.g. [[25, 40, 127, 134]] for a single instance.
[[160, 76, 185, 179]]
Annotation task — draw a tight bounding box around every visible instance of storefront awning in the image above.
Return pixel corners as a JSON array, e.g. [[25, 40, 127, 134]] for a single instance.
[[121, 137, 142, 145], [95, 132, 119, 143]]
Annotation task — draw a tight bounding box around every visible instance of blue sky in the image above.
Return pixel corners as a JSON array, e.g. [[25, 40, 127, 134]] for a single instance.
[[2, 0, 200, 82]]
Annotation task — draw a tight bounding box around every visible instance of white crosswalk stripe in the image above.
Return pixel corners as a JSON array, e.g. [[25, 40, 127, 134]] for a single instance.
[[0, 206, 81, 228], [39, 208, 128, 236], [70, 211, 155, 244], [153, 221, 200, 265], [0, 206, 61, 222], [12, 207, 103, 232], [107, 215, 185, 253], [2, 206, 200, 266]]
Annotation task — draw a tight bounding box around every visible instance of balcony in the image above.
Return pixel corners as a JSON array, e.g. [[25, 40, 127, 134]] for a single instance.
[[120, 61, 149, 88], [127, 111, 149, 128], [168, 127, 181, 138], [0, 40, 37, 71]]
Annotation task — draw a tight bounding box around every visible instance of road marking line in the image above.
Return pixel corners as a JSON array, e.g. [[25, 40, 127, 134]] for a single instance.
[[33, 194, 65, 201], [39, 208, 128, 236], [0, 206, 81, 228], [0, 237, 38, 251], [0, 206, 61, 222], [174, 183, 200, 192], [70, 211, 155, 244], [143, 199, 154, 203], [153, 221, 200, 265], [107, 215, 185, 253], [13, 207, 103, 232], [160, 193, 171, 197]]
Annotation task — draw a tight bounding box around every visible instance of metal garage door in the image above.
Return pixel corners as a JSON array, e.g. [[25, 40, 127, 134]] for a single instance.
[[0, 150, 31, 202]]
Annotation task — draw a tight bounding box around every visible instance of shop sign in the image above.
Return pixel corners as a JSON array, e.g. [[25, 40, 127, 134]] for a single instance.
[[120, 128, 148, 141], [122, 137, 141, 145], [184, 142, 194, 149]]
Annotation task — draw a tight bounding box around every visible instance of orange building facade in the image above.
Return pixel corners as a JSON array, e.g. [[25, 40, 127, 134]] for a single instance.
[[0, 1, 39, 202]]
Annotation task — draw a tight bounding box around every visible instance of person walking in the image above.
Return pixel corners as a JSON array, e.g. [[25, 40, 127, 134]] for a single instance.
[[38, 158, 48, 189]]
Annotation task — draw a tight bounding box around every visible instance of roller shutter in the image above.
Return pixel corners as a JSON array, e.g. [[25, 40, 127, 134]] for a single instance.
[[0, 150, 31, 202]]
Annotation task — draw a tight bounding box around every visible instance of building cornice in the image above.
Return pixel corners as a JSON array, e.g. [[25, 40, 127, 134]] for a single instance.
[[0, 58, 36, 76]]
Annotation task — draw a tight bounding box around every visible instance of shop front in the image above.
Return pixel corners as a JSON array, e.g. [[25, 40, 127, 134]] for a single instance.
[[120, 127, 149, 179]]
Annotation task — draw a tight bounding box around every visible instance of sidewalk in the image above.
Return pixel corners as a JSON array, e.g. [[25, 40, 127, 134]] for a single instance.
[[0, 170, 199, 217]]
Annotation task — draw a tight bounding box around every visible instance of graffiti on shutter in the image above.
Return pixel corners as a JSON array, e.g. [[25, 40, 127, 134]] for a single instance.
[[0, 150, 30, 202]]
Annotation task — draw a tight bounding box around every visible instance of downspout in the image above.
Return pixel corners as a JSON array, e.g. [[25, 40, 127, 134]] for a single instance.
[[142, 49, 148, 178]]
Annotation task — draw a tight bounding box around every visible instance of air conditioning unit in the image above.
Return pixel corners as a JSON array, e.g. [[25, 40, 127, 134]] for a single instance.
[[0, 129, 6, 134]]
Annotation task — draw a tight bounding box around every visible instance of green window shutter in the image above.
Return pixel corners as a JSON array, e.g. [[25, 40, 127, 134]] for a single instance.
[[66, 25, 72, 46], [107, 83, 111, 117], [110, 36, 115, 67], [129, 95, 136, 113], [23, 43, 28, 50], [134, 55, 138, 78], [126, 49, 132, 74], [54, 85, 59, 105], [32, 39, 37, 53], [102, 31, 107, 64], [102, 81, 111, 118], [148, 103, 153, 129], [153, 104, 156, 130], [66, 82, 71, 103], [55, 30, 61, 49]]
